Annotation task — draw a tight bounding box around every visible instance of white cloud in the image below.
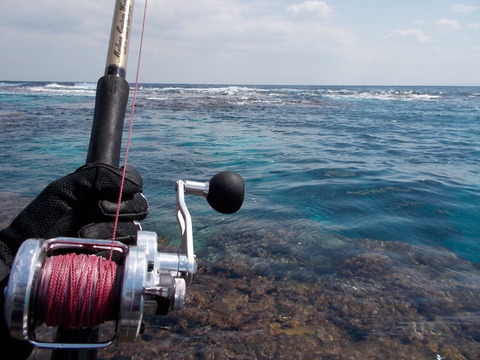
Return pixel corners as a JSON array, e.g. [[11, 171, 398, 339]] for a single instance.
[[1, 0, 479, 85], [287, 1, 333, 17], [145, 0, 347, 55], [386, 29, 432, 43], [452, 3, 478, 13], [1, 0, 109, 34], [137, 0, 358, 84], [436, 18, 461, 30]]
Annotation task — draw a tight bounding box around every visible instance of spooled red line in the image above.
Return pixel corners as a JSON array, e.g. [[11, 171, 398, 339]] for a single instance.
[[36, 253, 118, 329]]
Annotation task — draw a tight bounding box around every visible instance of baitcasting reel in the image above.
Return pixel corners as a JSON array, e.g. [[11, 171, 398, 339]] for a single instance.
[[4, 171, 244, 349]]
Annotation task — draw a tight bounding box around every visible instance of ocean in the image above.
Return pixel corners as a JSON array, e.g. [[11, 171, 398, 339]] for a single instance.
[[1, 81, 480, 359]]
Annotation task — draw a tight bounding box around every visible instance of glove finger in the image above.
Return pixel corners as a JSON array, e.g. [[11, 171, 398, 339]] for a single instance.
[[99, 193, 149, 220], [122, 165, 143, 188], [73, 164, 143, 199], [78, 221, 142, 245]]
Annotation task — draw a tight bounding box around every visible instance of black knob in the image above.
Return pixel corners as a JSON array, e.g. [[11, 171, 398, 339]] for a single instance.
[[207, 171, 245, 214]]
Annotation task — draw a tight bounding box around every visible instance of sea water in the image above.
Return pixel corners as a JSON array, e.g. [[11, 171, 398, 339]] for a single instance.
[[1, 82, 480, 358], [1, 82, 478, 261]]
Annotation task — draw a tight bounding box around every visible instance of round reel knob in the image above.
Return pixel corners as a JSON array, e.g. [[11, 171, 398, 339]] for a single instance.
[[207, 171, 245, 214]]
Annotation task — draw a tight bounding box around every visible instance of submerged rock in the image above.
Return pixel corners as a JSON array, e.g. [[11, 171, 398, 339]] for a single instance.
[[2, 199, 477, 360], [97, 237, 480, 360]]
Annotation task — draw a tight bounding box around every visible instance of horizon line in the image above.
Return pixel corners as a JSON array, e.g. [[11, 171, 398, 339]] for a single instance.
[[1, 79, 480, 87]]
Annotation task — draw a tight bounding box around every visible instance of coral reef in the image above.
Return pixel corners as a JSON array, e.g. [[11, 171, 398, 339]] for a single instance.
[[97, 234, 480, 360], [3, 199, 478, 360]]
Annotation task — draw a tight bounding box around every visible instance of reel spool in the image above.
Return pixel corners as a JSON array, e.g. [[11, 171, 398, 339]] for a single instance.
[[4, 172, 245, 349], [5, 237, 141, 349]]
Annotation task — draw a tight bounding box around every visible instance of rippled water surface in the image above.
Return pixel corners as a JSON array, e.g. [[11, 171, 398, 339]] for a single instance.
[[1, 82, 478, 260], [1, 82, 480, 359]]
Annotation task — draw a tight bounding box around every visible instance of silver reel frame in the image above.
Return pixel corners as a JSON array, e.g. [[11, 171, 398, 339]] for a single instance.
[[4, 179, 202, 349]]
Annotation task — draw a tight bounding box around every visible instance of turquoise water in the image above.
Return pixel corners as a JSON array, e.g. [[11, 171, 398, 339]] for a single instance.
[[1, 82, 479, 263], [2, 81, 480, 359]]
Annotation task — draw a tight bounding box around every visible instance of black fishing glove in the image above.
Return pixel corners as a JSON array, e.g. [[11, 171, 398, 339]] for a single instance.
[[0, 163, 148, 276], [0, 163, 148, 360]]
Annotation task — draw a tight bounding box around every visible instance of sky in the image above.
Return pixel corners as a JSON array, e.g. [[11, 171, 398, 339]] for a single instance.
[[1, 0, 479, 85]]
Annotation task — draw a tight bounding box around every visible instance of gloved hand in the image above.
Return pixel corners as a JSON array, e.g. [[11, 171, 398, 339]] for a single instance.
[[0, 164, 148, 359], [0, 163, 148, 274]]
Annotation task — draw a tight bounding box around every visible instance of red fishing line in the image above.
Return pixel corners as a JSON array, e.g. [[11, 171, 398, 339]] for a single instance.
[[36, 254, 118, 329], [110, 0, 148, 259], [35, 1, 149, 330]]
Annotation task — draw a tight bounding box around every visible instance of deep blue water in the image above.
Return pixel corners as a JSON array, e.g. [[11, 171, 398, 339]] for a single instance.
[[0, 81, 479, 264]]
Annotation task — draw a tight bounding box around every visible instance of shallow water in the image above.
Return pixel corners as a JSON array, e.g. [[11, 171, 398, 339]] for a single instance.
[[1, 82, 479, 359]]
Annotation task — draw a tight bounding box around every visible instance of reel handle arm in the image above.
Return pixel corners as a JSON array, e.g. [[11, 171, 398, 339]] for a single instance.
[[176, 171, 245, 274]]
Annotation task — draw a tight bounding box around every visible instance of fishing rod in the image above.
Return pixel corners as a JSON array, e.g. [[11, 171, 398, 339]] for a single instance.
[[86, 0, 133, 166], [4, 0, 245, 358]]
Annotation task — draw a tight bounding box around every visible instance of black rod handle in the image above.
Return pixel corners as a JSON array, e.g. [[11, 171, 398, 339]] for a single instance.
[[86, 0, 135, 166], [86, 75, 130, 166]]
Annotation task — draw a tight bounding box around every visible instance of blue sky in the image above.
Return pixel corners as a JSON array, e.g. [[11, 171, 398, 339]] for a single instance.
[[1, 0, 479, 85]]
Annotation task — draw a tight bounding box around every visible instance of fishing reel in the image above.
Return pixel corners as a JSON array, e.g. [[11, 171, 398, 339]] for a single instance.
[[4, 171, 244, 349]]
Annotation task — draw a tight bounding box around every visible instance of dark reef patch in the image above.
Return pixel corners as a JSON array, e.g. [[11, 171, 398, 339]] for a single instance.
[[96, 234, 480, 360], [3, 200, 477, 360]]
